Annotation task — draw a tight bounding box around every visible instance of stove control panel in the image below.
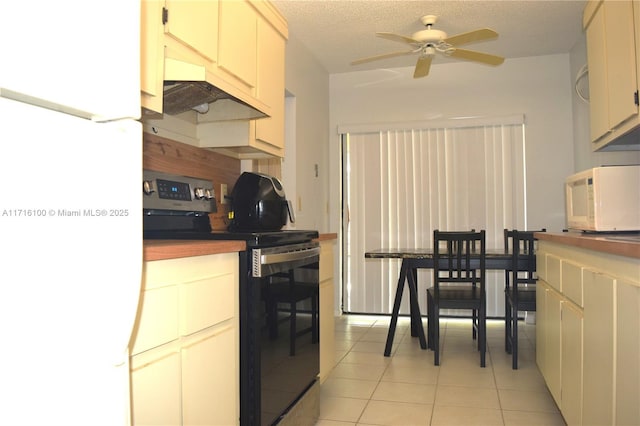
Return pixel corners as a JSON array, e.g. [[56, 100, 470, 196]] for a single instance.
[[143, 170, 217, 213]]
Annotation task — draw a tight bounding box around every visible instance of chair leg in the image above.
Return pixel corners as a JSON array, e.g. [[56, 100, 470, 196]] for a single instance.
[[433, 305, 440, 366], [505, 296, 512, 354], [512, 308, 519, 369], [480, 304, 486, 368], [426, 291, 433, 350], [472, 308, 477, 341]]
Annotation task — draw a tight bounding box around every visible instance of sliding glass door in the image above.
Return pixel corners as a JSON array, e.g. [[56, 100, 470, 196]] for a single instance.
[[342, 116, 526, 317]]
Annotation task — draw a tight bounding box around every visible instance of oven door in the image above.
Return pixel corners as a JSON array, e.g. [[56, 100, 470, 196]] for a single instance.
[[240, 242, 320, 426]]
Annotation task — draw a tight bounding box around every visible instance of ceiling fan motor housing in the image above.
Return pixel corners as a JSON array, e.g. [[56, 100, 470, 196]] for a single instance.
[[411, 28, 447, 44]]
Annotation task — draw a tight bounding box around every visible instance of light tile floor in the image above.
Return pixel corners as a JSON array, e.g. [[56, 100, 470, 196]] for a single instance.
[[317, 315, 566, 426]]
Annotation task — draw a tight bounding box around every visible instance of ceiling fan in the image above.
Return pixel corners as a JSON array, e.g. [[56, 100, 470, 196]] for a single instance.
[[351, 15, 504, 78]]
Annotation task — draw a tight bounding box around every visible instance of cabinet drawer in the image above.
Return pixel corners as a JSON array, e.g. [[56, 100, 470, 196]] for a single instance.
[[180, 272, 236, 336], [536, 250, 547, 281], [132, 284, 180, 355], [561, 260, 584, 307], [546, 254, 561, 291]]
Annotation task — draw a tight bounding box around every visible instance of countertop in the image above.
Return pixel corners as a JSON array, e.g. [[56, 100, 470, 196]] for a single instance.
[[144, 233, 338, 261], [535, 231, 640, 260], [144, 240, 246, 261], [317, 233, 338, 242]]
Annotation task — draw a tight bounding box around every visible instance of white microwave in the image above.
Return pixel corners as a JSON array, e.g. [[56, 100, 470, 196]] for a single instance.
[[565, 165, 640, 232]]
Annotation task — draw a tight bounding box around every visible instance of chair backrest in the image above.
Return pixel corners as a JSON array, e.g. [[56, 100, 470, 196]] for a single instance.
[[433, 229, 486, 290], [510, 229, 545, 285], [504, 228, 546, 249]]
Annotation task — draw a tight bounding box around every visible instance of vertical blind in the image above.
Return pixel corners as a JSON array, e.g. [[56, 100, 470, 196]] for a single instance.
[[342, 115, 526, 317]]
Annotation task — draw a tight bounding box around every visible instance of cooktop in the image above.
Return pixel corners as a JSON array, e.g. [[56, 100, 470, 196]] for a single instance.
[[143, 229, 319, 248]]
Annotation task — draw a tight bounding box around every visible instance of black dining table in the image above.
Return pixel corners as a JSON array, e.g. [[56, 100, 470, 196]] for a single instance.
[[364, 248, 534, 356]]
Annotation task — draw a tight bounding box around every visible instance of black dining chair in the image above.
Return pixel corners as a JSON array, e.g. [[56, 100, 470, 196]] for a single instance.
[[504, 229, 544, 369], [427, 230, 487, 367], [503, 228, 546, 296]]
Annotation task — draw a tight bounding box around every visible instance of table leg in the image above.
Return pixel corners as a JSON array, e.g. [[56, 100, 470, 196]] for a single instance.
[[384, 260, 408, 356], [406, 264, 427, 349]]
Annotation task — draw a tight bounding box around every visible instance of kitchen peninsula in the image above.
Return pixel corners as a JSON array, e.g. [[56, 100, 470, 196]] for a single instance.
[[535, 231, 640, 426]]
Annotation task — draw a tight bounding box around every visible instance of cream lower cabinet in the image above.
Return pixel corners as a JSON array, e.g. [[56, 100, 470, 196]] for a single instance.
[[130, 253, 239, 425], [537, 241, 640, 425], [319, 240, 336, 383], [615, 279, 640, 424]]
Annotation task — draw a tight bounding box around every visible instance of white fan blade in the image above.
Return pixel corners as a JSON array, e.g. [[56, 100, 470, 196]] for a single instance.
[[351, 50, 415, 66], [376, 32, 421, 45], [449, 48, 504, 65], [413, 55, 433, 78], [444, 28, 498, 46]]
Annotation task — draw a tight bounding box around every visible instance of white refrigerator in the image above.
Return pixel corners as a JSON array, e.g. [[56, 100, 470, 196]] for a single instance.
[[0, 2, 142, 425]]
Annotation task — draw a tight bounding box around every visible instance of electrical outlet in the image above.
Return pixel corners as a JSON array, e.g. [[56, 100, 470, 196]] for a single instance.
[[220, 184, 228, 204]]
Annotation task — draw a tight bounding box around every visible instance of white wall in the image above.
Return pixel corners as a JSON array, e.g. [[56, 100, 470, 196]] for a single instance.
[[329, 54, 578, 234], [282, 34, 331, 232]]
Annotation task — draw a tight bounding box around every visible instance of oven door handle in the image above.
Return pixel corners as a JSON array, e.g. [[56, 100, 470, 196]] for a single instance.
[[259, 247, 320, 265]]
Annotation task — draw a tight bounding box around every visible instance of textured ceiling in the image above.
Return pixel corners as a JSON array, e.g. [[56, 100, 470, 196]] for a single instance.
[[270, 0, 587, 74]]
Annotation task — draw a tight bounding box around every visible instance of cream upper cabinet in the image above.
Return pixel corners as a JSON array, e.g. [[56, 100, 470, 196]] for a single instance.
[[250, 13, 287, 156], [218, 0, 257, 89], [193, 0, 289, 159], [584, 0, 640, 151], [141, 0, 219, 116], [164, 0, 219, 63], [141, 0, 289, 158], [141, 0, 165, 115]]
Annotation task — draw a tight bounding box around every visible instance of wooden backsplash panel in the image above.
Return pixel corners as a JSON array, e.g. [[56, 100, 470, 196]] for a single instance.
[[143, 132, 241, 231]]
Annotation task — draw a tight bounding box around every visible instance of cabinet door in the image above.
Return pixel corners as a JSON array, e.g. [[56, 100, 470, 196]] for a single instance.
[[182, 325, 237, 425], [141, 0, 165, 114], [218, 0, 257, 88], [536, 281, 548, 376], [586, 0, 639, 144], [561, 301, 583, 426], [164, 0, 218, 62], [546, 287, 562, 407], [616, 279, 640, 425], [582, 269, 614, 426], [254, 17, 286, 153], [586, 2, 610, 142], [319, 242, 336, 383], [603, 1, 638, 131], [131, 350, 182, 426]]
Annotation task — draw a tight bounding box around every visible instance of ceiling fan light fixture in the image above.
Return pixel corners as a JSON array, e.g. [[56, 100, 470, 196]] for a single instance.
[[423, 45, 436, 56]]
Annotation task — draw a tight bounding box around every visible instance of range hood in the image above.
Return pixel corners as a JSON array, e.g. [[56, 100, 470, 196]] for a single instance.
[[162, 58, 270, 121]]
